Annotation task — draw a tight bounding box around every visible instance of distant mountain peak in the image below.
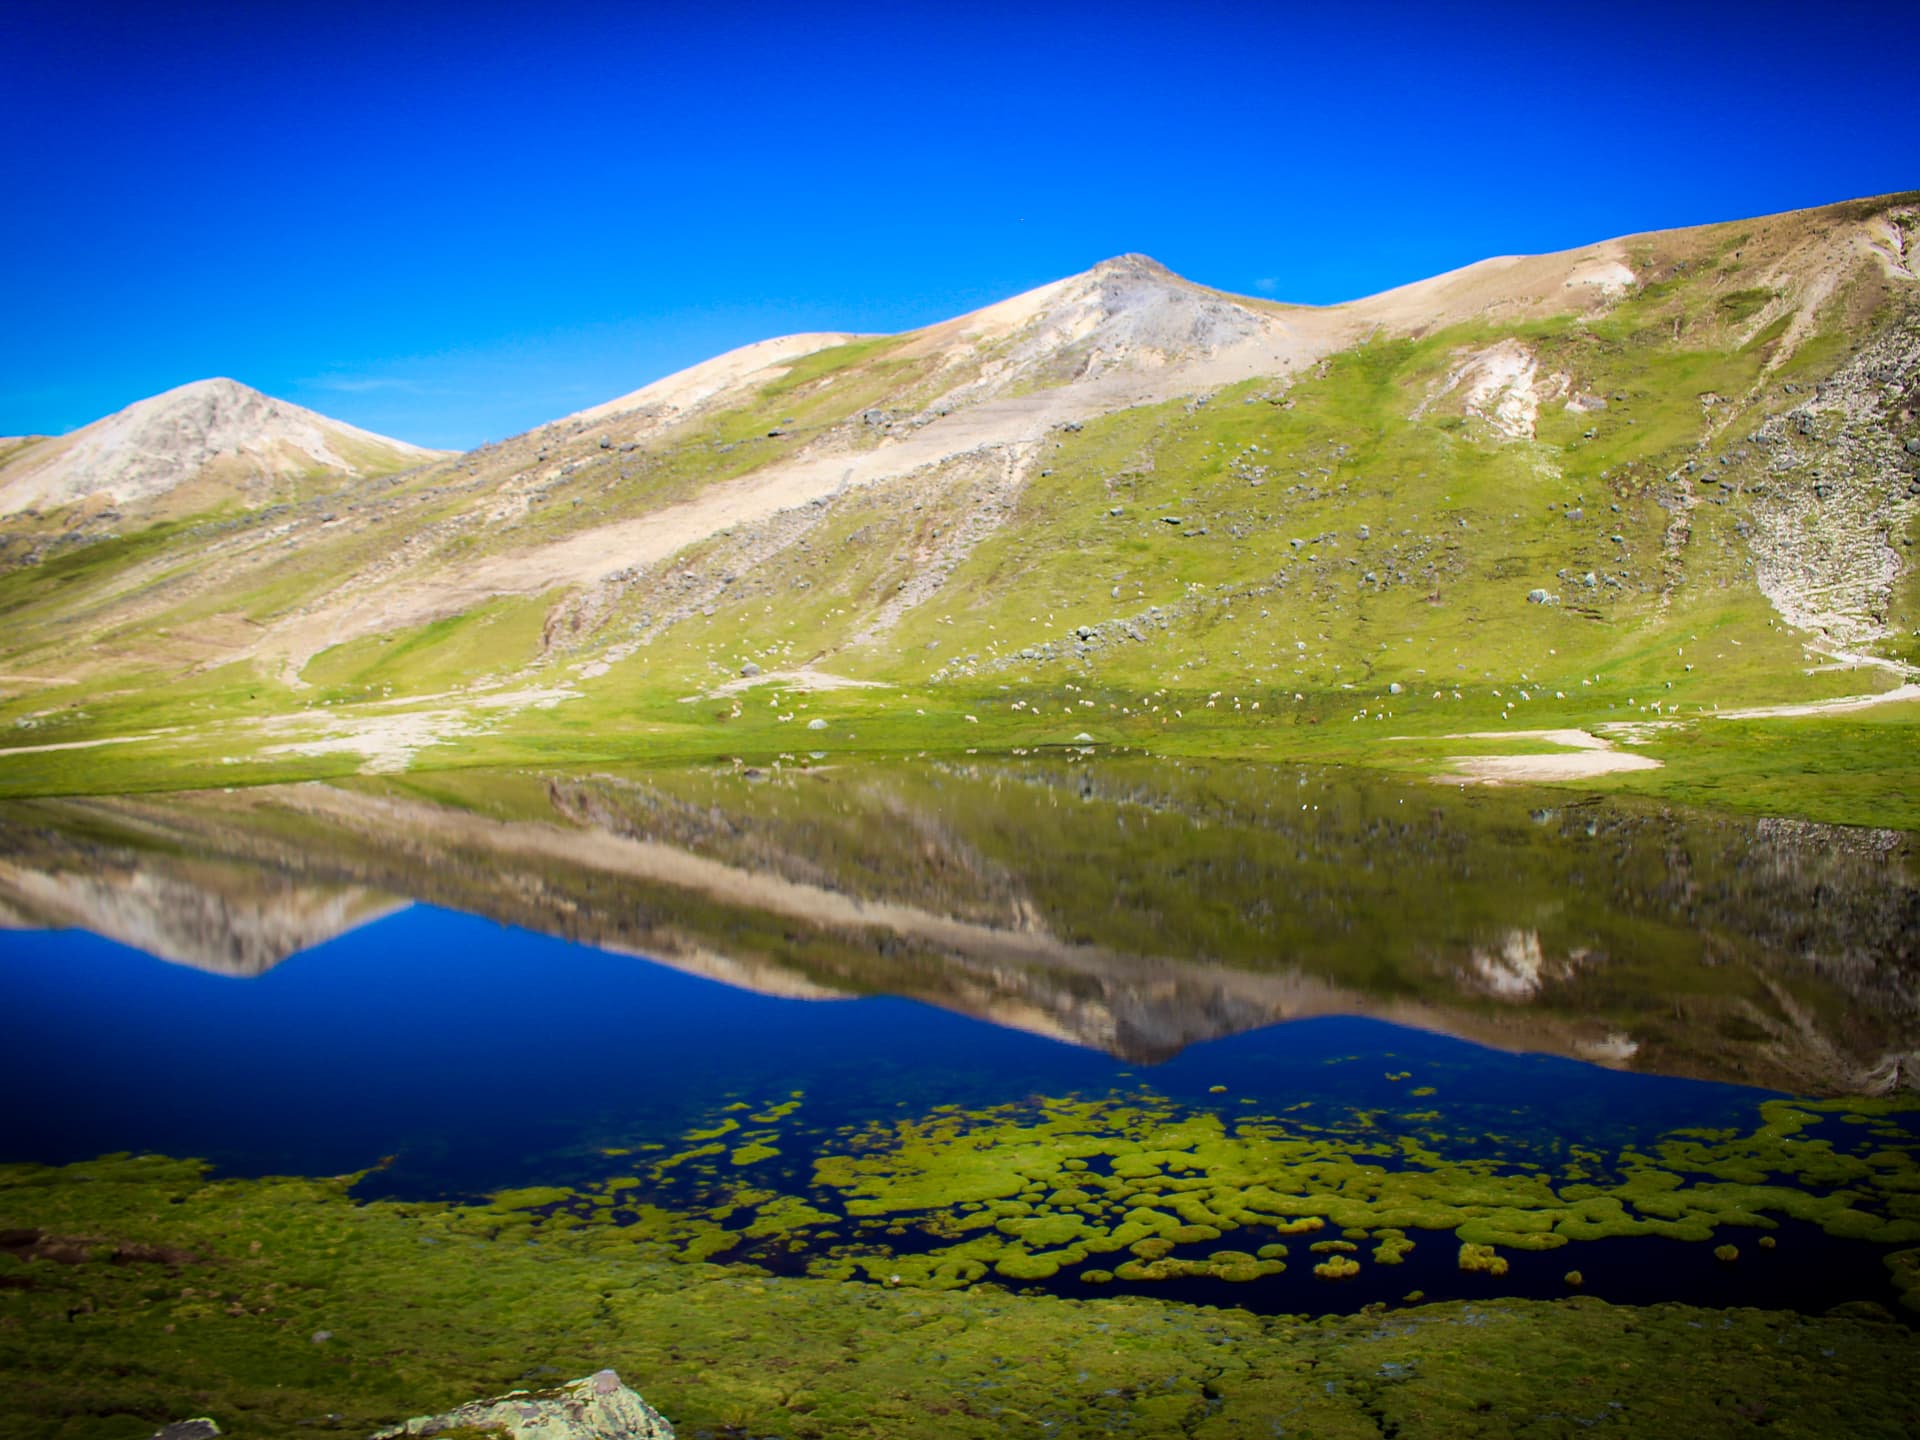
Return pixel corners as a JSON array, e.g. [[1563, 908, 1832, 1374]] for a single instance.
[[0, 378, 444, 517]]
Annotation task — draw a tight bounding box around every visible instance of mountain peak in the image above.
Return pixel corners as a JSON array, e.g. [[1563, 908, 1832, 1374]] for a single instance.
[[168, 375, 265, 402], [1088, 253, 1180, 281], [0, 379, 442, 517]]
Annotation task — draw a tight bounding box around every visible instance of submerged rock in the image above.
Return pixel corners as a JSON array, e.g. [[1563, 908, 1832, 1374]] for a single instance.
[[373, 1368, 674, 1439]]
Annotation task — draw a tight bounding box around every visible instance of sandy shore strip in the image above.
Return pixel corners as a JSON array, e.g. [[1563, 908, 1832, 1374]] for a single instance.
[[1438, 728, 1664, 785]]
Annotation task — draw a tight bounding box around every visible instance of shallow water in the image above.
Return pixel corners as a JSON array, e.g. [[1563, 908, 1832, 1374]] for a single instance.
[[1, 758, 1915, 1318]]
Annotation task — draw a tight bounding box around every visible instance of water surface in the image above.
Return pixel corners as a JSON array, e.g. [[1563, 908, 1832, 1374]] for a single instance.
[[2, 758, 1915, 1318]]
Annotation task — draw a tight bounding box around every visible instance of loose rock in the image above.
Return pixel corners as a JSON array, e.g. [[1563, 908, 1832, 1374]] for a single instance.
[[373, 1368, 674, 1440]]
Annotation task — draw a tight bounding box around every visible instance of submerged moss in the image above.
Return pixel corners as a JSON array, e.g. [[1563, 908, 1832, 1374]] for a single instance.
[[1886, 1249, 1920, 1313], [1459, 1243, 1509, 1276], [488, 1185, 574, 1211], [1373, 1230, 1416, 1265], [753, 1087, 1920, 1294]]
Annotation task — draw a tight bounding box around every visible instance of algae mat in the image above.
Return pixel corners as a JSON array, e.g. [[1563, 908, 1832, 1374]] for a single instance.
[[6, 1020, 1920, 1437], [3, 1154, 1919, 1439], [443, 1082, 1920, 1316]]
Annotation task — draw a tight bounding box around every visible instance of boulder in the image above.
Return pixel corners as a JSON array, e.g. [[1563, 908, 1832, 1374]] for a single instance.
[[150, 1424, 221, 1440], [373, 1368, 673, 1439]]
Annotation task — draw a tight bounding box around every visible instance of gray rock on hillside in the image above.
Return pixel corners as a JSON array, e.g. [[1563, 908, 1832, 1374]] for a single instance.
[[373, 1368, 673, 1439], [149, 1423, 221, 1440]]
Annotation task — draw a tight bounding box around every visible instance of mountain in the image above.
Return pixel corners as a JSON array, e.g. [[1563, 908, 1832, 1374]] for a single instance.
[[0, 192, 1914, 807], [0, 377, 444, 521]]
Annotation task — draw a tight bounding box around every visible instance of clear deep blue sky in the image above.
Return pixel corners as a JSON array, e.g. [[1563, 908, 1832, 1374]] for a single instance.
[[3, 0, 1912, 450]]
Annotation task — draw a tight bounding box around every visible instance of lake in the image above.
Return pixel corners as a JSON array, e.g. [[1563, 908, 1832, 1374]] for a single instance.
[[3, 755, 1916, 1330]]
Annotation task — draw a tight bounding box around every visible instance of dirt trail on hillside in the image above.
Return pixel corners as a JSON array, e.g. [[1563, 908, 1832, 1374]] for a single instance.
[[1716, 682, 1920, 720], [0, 731, 171, 759]]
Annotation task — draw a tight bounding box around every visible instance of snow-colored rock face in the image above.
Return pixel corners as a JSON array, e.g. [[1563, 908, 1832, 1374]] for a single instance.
[[1459, 342, 1543, 439], [0, 377, 437, 515], [1415, 340, 1554, 440]]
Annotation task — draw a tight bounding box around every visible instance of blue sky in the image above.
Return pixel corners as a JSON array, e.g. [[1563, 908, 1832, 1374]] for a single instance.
[[3, 1, 1912, 450]]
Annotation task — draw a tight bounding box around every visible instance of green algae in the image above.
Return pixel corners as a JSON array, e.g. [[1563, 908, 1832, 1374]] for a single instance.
[[591, 1090, 1896, 1305], [1372, 1230, 1416, 1265], [487, 1185, 574, 1210], [699, 1086, 1920, 1296], [13, 1071, 1913, 1440], [651, 1141, 726, 1172], [1458, 1242, 1509, 1276], [1888, 1249, 1920, 1313]]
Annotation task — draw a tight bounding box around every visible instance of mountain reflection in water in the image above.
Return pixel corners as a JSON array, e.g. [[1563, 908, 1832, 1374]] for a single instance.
[[0, 756, 1914, 1098]]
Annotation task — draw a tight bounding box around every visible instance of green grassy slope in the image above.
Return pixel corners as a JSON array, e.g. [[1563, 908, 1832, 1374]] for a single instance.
[[0, 195, 1914, 820]]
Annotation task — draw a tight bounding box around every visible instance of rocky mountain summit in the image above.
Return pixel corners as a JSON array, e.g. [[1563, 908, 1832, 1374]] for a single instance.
[[0, 377, 441, 520]]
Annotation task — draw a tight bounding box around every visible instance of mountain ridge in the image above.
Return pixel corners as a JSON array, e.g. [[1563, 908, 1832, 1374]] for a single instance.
[[0, 189, 1914, 819]]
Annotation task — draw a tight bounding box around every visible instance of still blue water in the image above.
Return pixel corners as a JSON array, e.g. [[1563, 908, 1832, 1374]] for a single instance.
[[0, 904, 1775, 1187], [1, 904, 1910, 1317]]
